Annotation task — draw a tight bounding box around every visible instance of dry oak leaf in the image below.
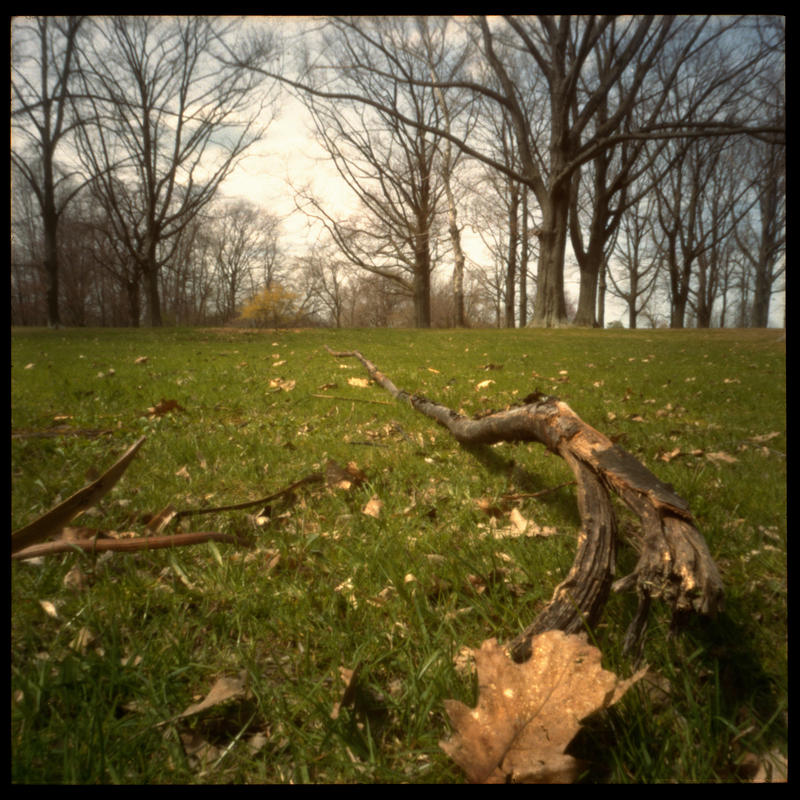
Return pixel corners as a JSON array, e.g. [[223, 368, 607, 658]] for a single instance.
[[440, 632, 646, 784]]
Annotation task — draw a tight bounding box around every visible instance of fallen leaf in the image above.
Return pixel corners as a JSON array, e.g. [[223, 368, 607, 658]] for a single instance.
[[174, 674, 248, 721], [427, 367, 441, 374], [69, 627, 96, 654], [439, 632, 646, 784], [63, 564, 88, 591], [11, 437, 146, 555], [269, 377, 296, 392], [134, 356, 148, 364], [347, 377, 371, 388], [748, 431, 780, 443], [750, 749, 788, 783], [246, 731, 269, 754], [509, 507, 529, 535], [146, 399, 185, 418], [39, 600, 59, 618], [475, 379, 495, 391], [175, 465, 191, 481], [362, 495, 383, 518], [326, 459, 367, 490], [706, 451, 738, 465]]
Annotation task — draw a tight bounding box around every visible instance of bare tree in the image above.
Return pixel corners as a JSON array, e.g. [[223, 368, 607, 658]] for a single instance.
[[72, 16, 276, 326], [238, 15, 784, 328], [288, 17, 456, 328], [735, 137, 785, 328], [203, 199, 281, 323], [608, 192, 663, 329], [11, 16, 86, 328]]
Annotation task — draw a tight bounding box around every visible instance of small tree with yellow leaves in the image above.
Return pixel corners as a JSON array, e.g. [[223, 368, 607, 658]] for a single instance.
[[239, 285, 299, 328]]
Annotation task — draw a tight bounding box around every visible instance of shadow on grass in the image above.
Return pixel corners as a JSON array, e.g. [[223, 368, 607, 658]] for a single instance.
[[462, 442, 581, 526], [569, 608, 787, 783]]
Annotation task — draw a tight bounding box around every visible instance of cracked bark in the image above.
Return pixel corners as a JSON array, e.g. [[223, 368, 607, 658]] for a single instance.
[[326, 347, 723, 661]]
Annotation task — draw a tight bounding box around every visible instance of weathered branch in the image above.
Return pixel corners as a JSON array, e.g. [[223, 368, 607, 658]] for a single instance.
[[326, 347, 724, 660]]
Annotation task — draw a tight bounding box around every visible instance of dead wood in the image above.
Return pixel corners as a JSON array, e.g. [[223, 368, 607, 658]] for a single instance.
[[11, 437, 147, 555], [325, 347, 724, 661], [12, 531, 249, 561]]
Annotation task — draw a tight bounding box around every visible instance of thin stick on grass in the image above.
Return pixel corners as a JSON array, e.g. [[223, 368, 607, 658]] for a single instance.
[[12, 531, 249, 561], [174, 473, 325, 519]]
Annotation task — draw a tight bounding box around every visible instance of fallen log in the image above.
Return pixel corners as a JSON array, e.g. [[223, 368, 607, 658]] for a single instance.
[[325, 347, 723, 661]]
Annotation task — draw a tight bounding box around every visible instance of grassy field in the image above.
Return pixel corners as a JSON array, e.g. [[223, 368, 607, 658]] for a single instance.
[[11, 326, 786, 783]]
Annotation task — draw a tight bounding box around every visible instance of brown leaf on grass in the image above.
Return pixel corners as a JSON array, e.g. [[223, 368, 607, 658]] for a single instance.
[[748, 431, 781, 444], [750, 749, 788, 783], [706, 451, 738, 465], [347, 376, 371, 388], [39, 600, 59, 619], [326, 459, 367, 490], [362, 495, 383, 518], [145, 399, 185, 418], [475, 379, 495, 391], [439, 632, 646, 784], [134, 356, 148, 364], [69, 626, 96, 655], [175, 465, 191, 481], [269, 377, 295, 392], [172, 673, 248, 722]]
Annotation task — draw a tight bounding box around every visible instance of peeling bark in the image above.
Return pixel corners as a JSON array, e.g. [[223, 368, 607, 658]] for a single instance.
[[326, 347, 723, 660]]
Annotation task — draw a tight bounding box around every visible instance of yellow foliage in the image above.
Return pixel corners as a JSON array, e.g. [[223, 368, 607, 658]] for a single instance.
[[239, 285, 298, 327]]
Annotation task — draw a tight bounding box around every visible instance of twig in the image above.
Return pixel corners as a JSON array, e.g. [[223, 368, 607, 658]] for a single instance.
[[310, 393, 393, 406], [12, 531, 249, 561], [174, 473, 324, 519], [501, 481, 577, 502]]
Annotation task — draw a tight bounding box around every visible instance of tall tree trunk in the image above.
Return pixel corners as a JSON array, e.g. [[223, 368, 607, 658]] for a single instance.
[[597, 259, 606, 329], [752, 173, 780, 328], [413, 231, 432, 328], [573, 241, 604, 327], [125, 276, 140, 328], [519, 186, 529, 327], [505, 189, 519, 328], [42, 149, 61, 329], [447, 195, 466, 328], [143, 257, 163, 327], [532, 190, 569, 327]]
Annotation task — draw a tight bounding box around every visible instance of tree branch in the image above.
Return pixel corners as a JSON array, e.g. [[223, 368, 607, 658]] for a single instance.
[[326, 347, 724, 661]]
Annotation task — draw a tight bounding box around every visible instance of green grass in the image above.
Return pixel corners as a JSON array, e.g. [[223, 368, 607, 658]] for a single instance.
[[11, 326, 786, 783]]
